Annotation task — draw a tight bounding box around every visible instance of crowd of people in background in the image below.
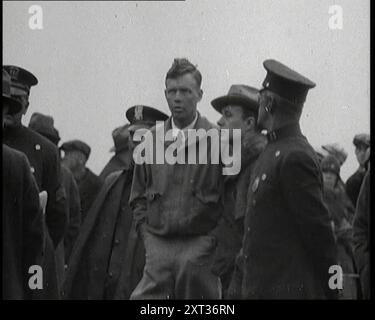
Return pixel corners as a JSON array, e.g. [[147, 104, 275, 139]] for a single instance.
[[2, 58, 370, 300]]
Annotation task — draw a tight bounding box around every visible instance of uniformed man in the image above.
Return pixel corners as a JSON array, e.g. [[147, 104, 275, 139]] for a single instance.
[[346, 134, 370, 207], [28, 112, 82, 284], [242, 59, 338, 299], [99, 124, 132, 180], [63, 105, 168, 299], [3, 65, 66, 299], [209, 84, 267, 298], [3, 65, 67, 248], [3, 69, 44, 300], [60, 139, 103, 222]]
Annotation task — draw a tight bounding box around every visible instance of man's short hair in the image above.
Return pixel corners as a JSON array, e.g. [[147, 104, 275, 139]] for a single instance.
[[165, 58, 202, 88]]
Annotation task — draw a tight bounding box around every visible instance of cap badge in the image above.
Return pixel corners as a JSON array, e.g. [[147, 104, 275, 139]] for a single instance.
[[8, 66, 20, 80], [134, 105, 144, 121]]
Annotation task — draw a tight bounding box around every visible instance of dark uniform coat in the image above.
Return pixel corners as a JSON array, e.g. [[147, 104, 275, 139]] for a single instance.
[[3, 145, 44, 299], [61, 165, 81, 263], [3, 125, 67, 299], [63, 168, 144, 300], [3, 125, 67, 246], [242, 124, 338, 299], [77, 168, 103, 222]]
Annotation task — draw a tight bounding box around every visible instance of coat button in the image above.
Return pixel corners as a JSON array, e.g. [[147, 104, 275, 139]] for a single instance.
[[247, 227, 251, 232], [252, 199, 256, 207], [275, 150, 280, 157], [115, 239, 120, 245], [108, 272, 113, 278], [261, 173, 267, 181], [35, 144, 41, 150]]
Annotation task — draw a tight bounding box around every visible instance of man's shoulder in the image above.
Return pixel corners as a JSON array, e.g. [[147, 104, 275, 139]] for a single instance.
[[23, 126, 59, 155], [3, 144, 29, 166], [195, 114, 219, 131]]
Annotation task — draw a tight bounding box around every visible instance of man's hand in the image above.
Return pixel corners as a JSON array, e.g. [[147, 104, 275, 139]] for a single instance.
[[39, 191, 48, 215]]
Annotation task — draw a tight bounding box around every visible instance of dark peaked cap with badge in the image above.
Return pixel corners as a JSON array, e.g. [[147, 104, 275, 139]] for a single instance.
[[261, 59, 316, 104], [60, 140, 91, 160], [126, 105, 169, 131], [29, 112, 61, 145], [3, 65, 38, 96], [211, 84, 259, 114], [3, 69, 22, 114]]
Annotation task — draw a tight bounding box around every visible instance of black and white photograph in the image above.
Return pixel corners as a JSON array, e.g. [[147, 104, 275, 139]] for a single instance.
[[2, 0, 370, 308]]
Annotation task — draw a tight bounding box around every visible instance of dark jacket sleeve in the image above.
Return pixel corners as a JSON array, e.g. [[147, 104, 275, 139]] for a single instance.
[[129, 163, 148, 235], [280, 151, 338, 299], [352, 168, 370, 299], [43, 147, 67, 247], [21, 155, 45, 298]]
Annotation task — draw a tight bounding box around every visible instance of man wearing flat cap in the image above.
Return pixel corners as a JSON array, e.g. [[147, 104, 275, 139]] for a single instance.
[[99, 124, 132, 181], [60, 140, 103, 223], [29, 112, 82, 284], [209, 84, 267, 298], [3, 65, 66, 299], [346, 133, 370, 207], [63, 105, 168, 300], [3, 69, 44, 299], [242, 59, 338, 299]]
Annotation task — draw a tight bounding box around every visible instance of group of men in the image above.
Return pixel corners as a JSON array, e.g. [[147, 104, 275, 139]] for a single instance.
[[2, 57, 370, 300]]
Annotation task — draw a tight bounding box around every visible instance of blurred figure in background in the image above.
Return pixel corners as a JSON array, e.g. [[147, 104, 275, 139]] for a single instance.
[[352, 163, 370, 299], [321, 155, 359, 299], [63, 105, 168, 299], [60, 140, 103, 223], [99, 124, 132, 180], [346, 134, 370, 207]]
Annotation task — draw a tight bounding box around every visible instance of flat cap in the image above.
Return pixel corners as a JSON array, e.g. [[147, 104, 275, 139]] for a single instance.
[[126, 105, 169, 132], [321, 143, 347, 167], [261, 59, 316, 104], [29, 112, 61, 145], [211, 84, 259, 115], [3, 69, 22, 114], [3, 65, 38, 96], [353, 133, 370, 148], [110, 124, 130, 153], [60, 140, 91, 159]]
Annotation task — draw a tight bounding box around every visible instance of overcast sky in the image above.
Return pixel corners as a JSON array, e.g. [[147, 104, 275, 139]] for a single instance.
[[3, 0, 370, 180]]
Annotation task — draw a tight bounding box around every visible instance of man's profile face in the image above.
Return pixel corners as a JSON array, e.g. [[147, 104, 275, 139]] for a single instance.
[[217, 105, 246, 130], [322, 171, 338, 190], [3, 94, 29, 127], [61, 150, 86, 172], [355, 145, 369, 166], [165, 73, 202, 126]]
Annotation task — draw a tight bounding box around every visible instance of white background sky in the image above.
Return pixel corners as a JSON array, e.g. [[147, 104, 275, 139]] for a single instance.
[[3, 0, 370, 180]]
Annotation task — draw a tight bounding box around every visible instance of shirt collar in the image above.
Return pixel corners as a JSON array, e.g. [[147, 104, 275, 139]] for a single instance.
[[171, 112, 198, 137]]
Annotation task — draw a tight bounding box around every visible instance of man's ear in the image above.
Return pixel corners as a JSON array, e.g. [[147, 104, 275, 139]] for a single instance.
[[244, 116, 256, 131], [197, 89, 203, 102]]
